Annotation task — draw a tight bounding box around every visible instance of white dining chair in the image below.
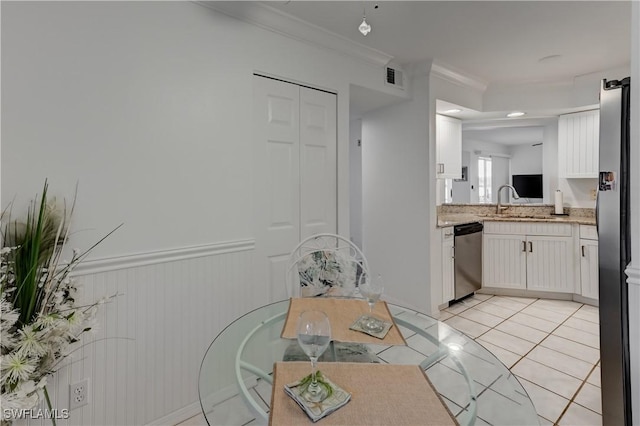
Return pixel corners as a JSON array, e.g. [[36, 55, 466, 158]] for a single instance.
[[285, 233, 370, 298], [283, 233, 379, 363]]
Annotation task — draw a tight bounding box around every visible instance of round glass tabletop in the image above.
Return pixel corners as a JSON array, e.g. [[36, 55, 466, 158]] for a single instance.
[[198, 300, 538, 425]]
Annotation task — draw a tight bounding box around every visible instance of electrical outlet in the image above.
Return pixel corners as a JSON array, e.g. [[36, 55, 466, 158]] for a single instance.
[[69, 378, 89, 410], [591, 189, 597, 200]]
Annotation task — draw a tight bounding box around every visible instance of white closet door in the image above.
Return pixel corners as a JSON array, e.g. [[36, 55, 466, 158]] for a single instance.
[[299, 87, 337, 239], [253, 76, 337, 302], [253, 76, 301, 302]]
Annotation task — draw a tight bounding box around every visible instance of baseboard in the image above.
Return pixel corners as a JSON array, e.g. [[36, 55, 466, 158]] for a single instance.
[[149, 376, 259, 426], [478, 287, 576, 301], [146, 400, 202, 426]]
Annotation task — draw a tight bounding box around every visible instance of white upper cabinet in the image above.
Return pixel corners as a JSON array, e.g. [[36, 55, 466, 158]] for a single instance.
[[558, 109, 599, 178], [436, 114, 462, 179]]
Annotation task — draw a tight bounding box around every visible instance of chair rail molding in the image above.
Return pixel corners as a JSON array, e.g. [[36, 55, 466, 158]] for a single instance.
[[194, 1, 394, 68], [72, 239, 255, 276]]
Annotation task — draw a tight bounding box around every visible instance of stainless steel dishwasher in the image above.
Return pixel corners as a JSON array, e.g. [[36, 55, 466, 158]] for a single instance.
[[453, 222, 483, 300]]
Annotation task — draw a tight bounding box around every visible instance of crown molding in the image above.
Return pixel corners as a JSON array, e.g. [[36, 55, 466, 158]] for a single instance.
[[431, 61, 488, 93], [194, 1, 394, 68]]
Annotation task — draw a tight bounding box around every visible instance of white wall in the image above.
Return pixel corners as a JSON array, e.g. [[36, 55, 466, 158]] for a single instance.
[[429, 72, 484, 314], [1, 1, 403, 259], [1, 2, 403, 424], [542, 120, 559, 205], [362, 72, 431, 313], [349, 119, 363, 248], [510, 144, 543, 175]]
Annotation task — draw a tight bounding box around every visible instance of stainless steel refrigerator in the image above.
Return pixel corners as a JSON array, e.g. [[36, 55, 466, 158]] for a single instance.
[[598, 77, 632, 425]]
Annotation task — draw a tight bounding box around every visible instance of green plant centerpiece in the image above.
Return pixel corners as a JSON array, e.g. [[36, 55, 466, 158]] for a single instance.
[[0, 181, 119, 425]]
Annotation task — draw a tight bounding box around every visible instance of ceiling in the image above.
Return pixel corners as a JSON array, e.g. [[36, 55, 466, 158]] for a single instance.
[[264, 1, 630, 86], [261, 1, 630, 145]]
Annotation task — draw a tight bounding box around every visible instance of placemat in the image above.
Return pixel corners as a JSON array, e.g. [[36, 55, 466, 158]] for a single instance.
[[281, 298, 406, 346], [269, 362, 458, 425]]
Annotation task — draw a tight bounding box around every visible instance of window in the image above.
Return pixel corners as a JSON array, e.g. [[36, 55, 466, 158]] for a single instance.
[[478, 157, 492, 204]]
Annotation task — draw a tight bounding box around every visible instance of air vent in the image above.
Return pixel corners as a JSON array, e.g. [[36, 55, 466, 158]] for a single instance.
[[385, 66, 404, 90]]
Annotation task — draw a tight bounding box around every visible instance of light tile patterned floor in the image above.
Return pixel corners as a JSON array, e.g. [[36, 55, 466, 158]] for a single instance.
[[443, 294, 602, 425], [178, 294, 602, 426]]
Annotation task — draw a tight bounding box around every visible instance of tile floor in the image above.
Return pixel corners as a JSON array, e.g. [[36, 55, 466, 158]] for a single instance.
[[178, 294, 601, 426], [441, 294, 601, 426]]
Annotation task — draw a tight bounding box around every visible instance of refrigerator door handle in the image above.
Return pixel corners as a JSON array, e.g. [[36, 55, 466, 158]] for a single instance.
[[595, 188, 599, 234]]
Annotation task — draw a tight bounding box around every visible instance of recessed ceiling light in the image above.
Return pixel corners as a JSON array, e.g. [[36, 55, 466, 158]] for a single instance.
[[507, 111, 526, 118], [444, 108, 462, 114]]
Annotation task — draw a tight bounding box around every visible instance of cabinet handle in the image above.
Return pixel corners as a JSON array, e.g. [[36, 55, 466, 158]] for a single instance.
[[451, 246, 455, 259], [582, 245, 585, 257], [529, 241, 533, 252], [522, 241, 526, 252], [444, 232, 453, 238]]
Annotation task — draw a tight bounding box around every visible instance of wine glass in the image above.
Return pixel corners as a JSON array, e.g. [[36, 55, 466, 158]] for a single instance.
[[296, 310, 332, 402], [358, 273, 385, 332]]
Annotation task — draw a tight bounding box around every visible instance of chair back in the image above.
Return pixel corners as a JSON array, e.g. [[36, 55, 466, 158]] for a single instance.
[[285, 233, 370, 298]]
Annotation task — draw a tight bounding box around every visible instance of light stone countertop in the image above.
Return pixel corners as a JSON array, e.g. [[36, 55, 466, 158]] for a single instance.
[[437, 213, 597, 228], [436, 204, 596, 228]]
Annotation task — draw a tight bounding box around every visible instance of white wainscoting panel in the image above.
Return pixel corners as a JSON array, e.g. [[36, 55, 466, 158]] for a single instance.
[[16, 240, 261, 426]]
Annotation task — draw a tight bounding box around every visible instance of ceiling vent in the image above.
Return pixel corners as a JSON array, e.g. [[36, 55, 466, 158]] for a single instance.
[[385, 66, 404, 90]]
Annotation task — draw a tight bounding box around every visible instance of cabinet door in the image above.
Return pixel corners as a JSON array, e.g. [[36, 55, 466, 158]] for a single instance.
[[558, 109, 599, 178], [483, 234, 527, 289], [526, 236, 575, 293], [436, 114, 462, 179], [442, 239, 455, 303], [580, 239, 599, 300]]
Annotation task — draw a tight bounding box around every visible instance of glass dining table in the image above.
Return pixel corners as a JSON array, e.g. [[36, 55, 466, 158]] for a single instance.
[[198, 299, 539, 425]]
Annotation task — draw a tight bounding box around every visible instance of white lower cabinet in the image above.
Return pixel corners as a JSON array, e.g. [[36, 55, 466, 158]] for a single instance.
[[483, 222, 575, 293], [483, 234, 527, 289], [525, 236, 575, 293], [579, 225, 599, 300], [442, 227, 455, 303]]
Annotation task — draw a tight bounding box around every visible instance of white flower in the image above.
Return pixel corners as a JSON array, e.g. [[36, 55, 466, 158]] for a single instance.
[[15, 326, 49, 358], [1, 353, 36, 385], [33, 312, 60, 329], [0, 298, 20, 326], [1, 389, 39, 414]]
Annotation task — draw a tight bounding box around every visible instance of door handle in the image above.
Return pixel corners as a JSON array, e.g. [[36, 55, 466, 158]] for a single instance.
[[528, 241, 533, 252]]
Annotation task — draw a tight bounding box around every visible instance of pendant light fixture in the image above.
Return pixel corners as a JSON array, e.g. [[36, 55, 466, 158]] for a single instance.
[[359, 3, 371, 36]]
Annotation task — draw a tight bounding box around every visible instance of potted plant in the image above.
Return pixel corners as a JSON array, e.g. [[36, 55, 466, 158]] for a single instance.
[[0, 181, 120, 425]]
